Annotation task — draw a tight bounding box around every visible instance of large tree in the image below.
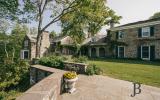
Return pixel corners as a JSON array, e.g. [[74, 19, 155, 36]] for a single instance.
[[23, 0, 91, 58], [150, 12, 160, 19], [61, 0, 121, 55]]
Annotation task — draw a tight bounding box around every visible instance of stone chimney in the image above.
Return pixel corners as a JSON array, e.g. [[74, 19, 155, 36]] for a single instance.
[[110, 21, 115, 28], [40, 31, 50, 57]]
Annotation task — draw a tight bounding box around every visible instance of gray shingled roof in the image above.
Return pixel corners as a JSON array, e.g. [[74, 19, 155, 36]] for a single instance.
[[115, 18, 160, 28], [26, 34, 37, 42]]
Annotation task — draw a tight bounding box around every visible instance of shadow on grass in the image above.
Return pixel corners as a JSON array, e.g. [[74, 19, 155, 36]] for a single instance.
[[89, 58, 160, 67]]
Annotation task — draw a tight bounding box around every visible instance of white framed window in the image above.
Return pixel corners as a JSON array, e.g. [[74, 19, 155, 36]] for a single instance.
[[24, 40, 29, 47], [21, 50, 29, 59], [118, 46, 125, 58], [141, 46, 150, 60], [118, 31, 124, 39], [142, 27, 150, 37]]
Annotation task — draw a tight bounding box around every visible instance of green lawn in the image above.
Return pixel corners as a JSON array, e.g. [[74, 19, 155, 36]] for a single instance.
[[89, 59, 160, 87]]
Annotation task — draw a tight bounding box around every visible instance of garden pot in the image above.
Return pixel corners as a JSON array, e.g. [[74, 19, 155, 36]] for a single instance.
[[64, 77, 78, 93]]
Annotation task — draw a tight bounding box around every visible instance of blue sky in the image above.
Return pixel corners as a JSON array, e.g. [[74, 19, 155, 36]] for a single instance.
[[29, 0, 160, 34]]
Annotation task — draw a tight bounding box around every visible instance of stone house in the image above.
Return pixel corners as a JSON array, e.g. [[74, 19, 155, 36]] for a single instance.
[[21, 31, 50, 60], [110, 18, 160, 60], [21, 18, 160, 61]]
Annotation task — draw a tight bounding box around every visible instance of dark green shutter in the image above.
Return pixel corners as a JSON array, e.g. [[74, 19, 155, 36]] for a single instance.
[[150, 46, 155, 61], [115, 46, 118, 58], [137, 46, 141, 59], [138, 28, 142, 38], [150, 26, 155, 36], [116, 31, 119, 39]]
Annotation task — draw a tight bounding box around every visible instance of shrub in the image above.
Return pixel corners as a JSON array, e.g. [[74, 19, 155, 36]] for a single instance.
[[0, 59, 29, 91], [39, 55, 66, 69], [73, 56, 88, 63], [86, 64, 103, 75]]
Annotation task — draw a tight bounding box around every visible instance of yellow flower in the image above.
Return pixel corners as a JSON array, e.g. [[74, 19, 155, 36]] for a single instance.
[[63, 72, 77, 79]]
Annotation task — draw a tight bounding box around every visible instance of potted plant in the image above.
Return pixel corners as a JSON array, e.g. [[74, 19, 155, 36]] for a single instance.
[[63, 71, 78, 93]]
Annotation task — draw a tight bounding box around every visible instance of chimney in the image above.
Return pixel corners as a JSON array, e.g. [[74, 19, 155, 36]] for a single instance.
[[110, 21, 115, 28]]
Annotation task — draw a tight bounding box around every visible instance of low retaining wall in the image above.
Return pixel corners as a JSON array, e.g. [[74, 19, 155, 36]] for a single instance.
[[17, 65, 65, 100], [63, 61, 88, 74]]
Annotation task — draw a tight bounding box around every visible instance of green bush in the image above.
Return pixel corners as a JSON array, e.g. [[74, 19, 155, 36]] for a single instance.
[[73, 56, 88, 63], [39, 55, 66, 69], [86, 64, 103, 75], [0, 59, 29, 91]]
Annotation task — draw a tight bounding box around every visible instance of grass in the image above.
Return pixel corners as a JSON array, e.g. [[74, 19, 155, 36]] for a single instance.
[[89, 59, 160, 87]]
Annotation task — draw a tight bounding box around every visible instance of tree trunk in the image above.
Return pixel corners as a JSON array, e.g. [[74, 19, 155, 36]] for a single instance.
[[35, 31, 42, 58]]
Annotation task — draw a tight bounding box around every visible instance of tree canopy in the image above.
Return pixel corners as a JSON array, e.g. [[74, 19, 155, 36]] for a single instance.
[[149, 12, 160, 19], [61, 0, 121, 55]]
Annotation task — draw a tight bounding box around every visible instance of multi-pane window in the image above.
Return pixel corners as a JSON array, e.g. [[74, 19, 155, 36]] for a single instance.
[[118, 46, 125, 58], [142, 27, 150, 37], [24, 40, 29, 47], [21, 50, 29, 59], [141, 46, 150, 59], [118, 31, 124, 39]]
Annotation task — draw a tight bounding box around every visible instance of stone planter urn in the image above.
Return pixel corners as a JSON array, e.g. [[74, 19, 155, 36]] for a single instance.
[[63, 72, 78, 93]]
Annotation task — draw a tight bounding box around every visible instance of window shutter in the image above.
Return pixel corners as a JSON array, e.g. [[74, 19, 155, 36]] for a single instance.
[[138, 28, 142, 38], [150, 26, 155, 36], [137, 46, 141, 59], [150, 46, 155, 61], [115, 46, 118, 58], [20, 50, 24, 59], [116, 31, 119, 39]]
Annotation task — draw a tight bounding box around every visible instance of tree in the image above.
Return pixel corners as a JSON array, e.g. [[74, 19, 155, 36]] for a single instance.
[[0, 0, 19, 20], [23, 0, 88, 58], [50, 30, 57, 38], [149, 12, 160, 19], [61, 0, 121, 55]]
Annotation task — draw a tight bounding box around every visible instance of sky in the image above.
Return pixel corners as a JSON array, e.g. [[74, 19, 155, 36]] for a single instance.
[[29, 0, 160, 34]]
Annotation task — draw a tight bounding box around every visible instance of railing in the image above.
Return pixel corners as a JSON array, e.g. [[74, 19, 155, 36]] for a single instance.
[[17, 65, 65, 100]]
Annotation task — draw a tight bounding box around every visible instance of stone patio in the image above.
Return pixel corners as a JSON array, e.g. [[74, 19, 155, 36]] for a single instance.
[[61, 75, 160, 100]]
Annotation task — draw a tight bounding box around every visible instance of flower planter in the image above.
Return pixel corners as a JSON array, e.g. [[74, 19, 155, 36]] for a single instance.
[[64, 77, 78, 93]]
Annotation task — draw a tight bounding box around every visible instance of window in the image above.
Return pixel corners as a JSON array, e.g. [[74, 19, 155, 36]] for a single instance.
[[24, 40, 29, 47], [118, 31, 124, 39], [21, 50, 29, 59], [118, 46, 125, 58], [141, 46, 150, 60], [142, 27, 150, 37]]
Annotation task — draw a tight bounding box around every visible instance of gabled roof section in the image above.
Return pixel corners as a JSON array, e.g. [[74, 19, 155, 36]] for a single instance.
[[26, 34, 37, 42], [111, 18, 160, 31], [83, 35, 107, 45]]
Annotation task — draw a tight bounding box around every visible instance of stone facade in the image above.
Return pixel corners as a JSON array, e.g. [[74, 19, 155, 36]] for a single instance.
[[111, 19, 160, 60], [21, 31, 50, 60]]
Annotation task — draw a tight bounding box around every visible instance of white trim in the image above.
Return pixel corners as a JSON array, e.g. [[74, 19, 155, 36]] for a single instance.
[[21, 50, 29, 59], [141, 27, 150, 37], [111, 21, 160, 31], [141, 46, 150, 60], [118, 46, 125, 58]]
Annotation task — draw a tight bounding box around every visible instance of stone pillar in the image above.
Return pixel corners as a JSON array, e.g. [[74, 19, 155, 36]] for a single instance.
[[96, 47, 99, 58], [88, 48, 91, 57]]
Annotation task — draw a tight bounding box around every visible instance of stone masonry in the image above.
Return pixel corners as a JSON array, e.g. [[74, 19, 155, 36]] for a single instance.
[[111, 23, 160, 60]]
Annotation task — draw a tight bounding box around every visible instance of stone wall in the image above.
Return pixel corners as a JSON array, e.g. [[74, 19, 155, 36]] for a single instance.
[[17, 65, 65, 100], [111, 24, 160, 59], [63, 61, 88, 74]]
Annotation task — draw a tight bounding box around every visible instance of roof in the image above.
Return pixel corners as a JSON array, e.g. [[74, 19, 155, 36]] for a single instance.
[[52, 36, 67, 42], [116, 18, 160, 28], [82, 35, 107, 45], [111, 18, 160, 31], [26, 34, 37, 42]]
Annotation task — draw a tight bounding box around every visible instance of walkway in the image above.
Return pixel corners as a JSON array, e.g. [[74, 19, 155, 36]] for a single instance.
[[61, 75, 160, 100]]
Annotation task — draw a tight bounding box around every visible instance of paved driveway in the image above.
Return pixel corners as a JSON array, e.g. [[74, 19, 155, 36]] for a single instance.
[[61, 75, 160, 100]]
